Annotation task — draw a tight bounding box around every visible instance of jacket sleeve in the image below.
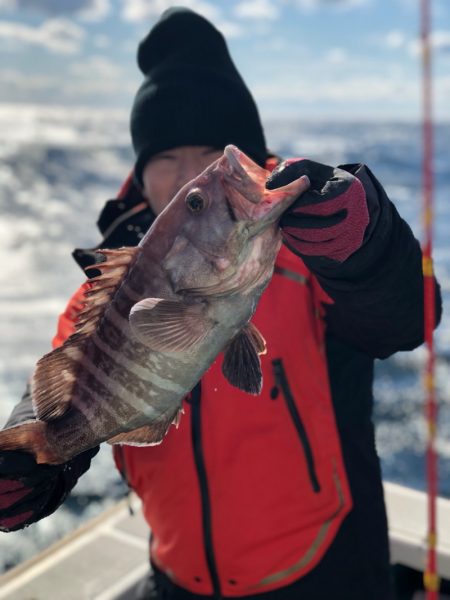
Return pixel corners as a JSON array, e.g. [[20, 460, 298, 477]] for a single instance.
[[52, 283, 91, 349], [295, 164, 442, 359]]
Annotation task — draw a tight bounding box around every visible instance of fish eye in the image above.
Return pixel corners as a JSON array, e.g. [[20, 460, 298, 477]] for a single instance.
[[186, 193, 206, 213]]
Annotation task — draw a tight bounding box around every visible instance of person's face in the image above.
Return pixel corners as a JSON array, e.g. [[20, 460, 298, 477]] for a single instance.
[[141, 145, 223, 215]]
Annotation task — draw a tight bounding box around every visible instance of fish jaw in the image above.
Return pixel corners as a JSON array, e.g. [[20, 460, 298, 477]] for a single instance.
[[218, 144, 310, 230]]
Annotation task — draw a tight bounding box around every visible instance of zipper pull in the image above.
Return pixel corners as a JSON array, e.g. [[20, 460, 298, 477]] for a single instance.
[[272, 358, 283, 385]]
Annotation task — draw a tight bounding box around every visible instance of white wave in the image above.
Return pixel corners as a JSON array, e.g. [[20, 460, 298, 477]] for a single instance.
[[0, 104, 129, 148]]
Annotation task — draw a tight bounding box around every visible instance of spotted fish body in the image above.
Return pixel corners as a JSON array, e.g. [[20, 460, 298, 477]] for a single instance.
[[0, 145, 309, 464]]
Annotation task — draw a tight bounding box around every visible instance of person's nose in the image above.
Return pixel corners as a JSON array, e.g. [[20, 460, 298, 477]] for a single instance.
[[176, 157, 206, 188]]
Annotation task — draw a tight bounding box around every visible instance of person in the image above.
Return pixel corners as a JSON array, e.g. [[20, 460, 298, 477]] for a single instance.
[[0, 7, 442, 600]]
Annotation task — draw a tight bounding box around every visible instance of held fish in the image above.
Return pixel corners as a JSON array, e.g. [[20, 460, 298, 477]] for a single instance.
[[0, 145, 309, 465]]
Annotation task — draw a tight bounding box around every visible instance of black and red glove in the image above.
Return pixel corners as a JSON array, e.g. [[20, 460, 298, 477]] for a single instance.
[[0, 450, 59, 531], [0, 384, 100, 532], [266, 159, 369, 262], [0, 447, 98, 532]]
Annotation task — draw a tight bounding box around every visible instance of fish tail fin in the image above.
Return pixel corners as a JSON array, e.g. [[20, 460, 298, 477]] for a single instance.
[[0, 421, 63, 465]]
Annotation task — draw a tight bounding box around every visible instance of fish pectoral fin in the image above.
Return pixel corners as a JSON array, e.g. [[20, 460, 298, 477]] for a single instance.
[[129, 298, 214, 352], [222, 322, 266, 395], [107, 408, 183, 447]]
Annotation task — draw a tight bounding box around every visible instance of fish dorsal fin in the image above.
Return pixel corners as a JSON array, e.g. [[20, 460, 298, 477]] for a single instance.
[[107, 407, 183, 447], [78, 247, 140, 335], [31, 247, 139, 422], [222, 322, 267, 395], [129, 298, 214, 352]]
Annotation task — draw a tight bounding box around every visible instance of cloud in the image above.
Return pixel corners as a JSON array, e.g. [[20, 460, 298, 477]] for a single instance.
[[0, 68, 57, 94], [384, 30, 406, 49], [61, 75, 136, 98], [436, 75, 450, 104], [0, 68, 65, 105], [93, 34, 110, 49], [0, 0, 111, 21], [121, 0, 220, 23], [234, 0, 280, 20], [325, 47, 347, 64], [411, 31, 450, 56], [0, 18, 85, 54], [77, 0, 110, 21], [432, 30, 450, 52], [60, 55, 140, 100], [217, 20, 245, 38], [121, 0, 244, 38], [0, 57, 137, 105], [254, 73, 418, 104], [382, 29, 450, 56], [288, 0, 369, 11], [69, 55, 123, 79]]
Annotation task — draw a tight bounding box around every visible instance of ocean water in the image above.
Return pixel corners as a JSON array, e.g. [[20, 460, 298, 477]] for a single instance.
[[0, 105, 448, 572]]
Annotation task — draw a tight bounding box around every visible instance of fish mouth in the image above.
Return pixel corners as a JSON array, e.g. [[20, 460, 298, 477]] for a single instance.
[[217, 145, 268, 221], [222, 145, 268, 202], [218, 144, 309, 229]]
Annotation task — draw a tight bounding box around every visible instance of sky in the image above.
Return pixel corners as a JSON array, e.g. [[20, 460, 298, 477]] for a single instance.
[[0, 0, 449, 121]]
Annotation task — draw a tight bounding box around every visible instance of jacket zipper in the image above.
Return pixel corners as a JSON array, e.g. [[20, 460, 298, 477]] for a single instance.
[[272, 359, 321, 493], [189, 382, 222, 599]]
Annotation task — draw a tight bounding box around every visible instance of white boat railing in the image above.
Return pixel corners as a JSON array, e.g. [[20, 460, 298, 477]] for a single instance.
[[385, 482, 450, 578]]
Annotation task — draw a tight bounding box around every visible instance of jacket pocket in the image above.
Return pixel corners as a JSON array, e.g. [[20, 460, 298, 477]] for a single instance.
[[272, 358, 321, 493]]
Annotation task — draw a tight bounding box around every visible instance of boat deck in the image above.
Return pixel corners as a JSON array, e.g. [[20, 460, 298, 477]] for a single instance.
[[0, 496, 149, 600], [0, 483, 450, 599]]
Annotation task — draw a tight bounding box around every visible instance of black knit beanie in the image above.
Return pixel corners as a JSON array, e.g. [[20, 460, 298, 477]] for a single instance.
[[130, 7, 267, 185]]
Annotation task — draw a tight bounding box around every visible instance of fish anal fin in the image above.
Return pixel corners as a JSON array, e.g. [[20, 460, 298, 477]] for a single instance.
[[108, 427, 164, 447], [107, 407, 183, 447], [129, 298, 214, 352], [222, 323, 266, 394]]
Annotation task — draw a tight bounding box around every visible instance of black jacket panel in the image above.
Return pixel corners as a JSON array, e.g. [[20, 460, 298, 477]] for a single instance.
[[298, 165, 442, 358]]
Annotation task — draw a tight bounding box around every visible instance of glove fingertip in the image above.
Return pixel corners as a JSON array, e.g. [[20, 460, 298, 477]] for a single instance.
[[266, 158, 310, 190], [301, 174, 310, 188]]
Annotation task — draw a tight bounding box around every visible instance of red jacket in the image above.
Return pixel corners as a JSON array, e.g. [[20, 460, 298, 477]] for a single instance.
[[53, 242, 352, 597], [36, 152, 441, 600]]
